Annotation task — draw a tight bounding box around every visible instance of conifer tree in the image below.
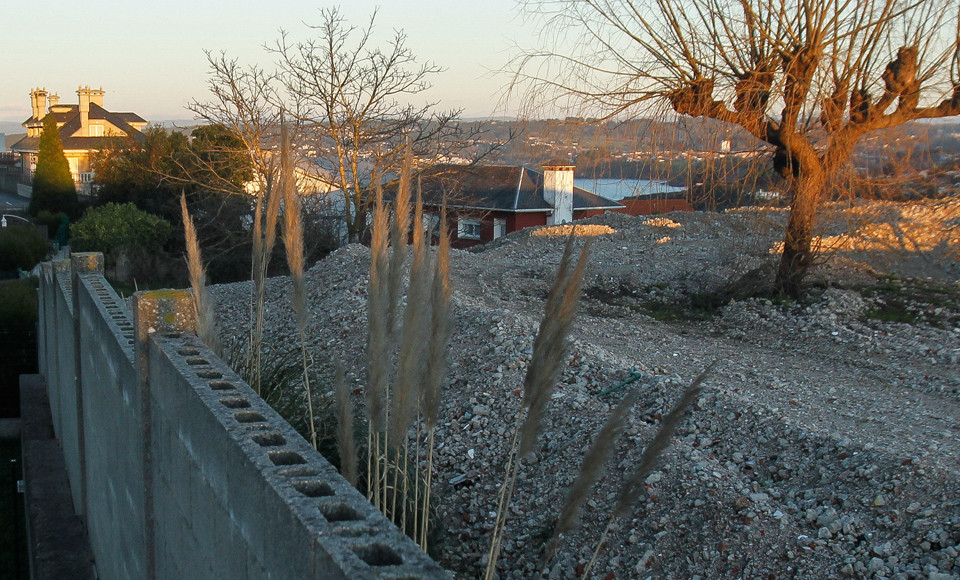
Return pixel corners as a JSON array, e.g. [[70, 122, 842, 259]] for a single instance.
[[29, 115, 77, 217]]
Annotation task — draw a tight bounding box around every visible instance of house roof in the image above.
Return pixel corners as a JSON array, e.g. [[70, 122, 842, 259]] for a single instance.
[[13, 102, 145, 153], [22, 104, 146, 128], [405, 164, 623, 212]]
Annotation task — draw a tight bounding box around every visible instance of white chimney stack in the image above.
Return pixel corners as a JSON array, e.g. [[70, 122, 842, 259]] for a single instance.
[[543, 164, 575, 225]]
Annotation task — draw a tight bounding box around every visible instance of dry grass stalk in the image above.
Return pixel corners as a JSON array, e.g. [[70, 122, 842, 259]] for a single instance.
[[387, 150, 433, 528], [387, 143, 413, 332], [389, 184, 432, 533], [249, 168, 281, 395], [485, 233, 592, 580], [419, 201, 452, 549], [367, 177, 391, 434], [334, 362, 357, 486], [519, 234, 592, 456], [180, 192, 221, 355], [422, 201, 452, 430], [248, 186, 265, 393], [582, 361, 716, 579], [389, 185, 431, 445], [279, 121, 317, 449], [614, 361, 714, 515], [366, 177, 391, 508], [539, 389, 640, 576]]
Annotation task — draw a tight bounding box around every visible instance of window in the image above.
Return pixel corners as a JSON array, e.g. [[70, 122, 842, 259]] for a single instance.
[[493, 218, 506, 240], [89, 124, 104, 137], [423, 213, 441, 238], [457, 217, 482, 240]]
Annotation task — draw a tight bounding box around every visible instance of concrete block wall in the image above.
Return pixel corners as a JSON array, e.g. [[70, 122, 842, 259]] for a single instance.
[[75, 269, 145, 579], [36, 253, 448, 579], [53, 259, 84, 515]]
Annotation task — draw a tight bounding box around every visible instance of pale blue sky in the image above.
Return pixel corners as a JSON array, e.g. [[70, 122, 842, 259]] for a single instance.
[[2, 1, 539, 123]]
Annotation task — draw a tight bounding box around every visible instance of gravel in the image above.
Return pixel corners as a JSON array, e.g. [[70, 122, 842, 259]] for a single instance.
[[212, 198, 960, 579]]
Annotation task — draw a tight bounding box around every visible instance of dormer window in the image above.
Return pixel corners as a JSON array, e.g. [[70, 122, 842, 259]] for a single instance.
[[89, 125, 104, 137]]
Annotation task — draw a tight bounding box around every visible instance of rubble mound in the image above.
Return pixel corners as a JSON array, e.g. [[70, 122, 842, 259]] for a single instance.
[[213, 198, 960, 579]]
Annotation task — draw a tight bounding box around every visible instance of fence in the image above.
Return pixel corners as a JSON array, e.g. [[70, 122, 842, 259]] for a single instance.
[[35, 252, 447, 579]]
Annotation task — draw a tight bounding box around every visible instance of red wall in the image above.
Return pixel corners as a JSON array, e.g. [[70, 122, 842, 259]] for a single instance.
[[507, 212, 547, 232]]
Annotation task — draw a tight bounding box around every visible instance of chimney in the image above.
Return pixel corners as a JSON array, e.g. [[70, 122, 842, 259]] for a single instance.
[[30, 88, 48, 120], [542, 163, 575, 225], [90, 87, 104, 107], [78, 86, 90, 135], [49, 93, 60, 108]]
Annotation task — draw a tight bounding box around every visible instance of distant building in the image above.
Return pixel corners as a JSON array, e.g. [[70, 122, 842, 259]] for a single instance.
[[391, 164, 624, 248], [11, 86, 147, 195]]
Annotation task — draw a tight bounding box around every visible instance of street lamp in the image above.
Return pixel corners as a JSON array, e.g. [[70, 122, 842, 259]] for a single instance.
[[1, 214, 31, 228]]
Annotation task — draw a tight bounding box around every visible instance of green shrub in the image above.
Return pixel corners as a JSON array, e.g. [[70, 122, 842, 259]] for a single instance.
[[0, 225, 50, 271], [71, 202, 172, 255], [0, 278, 38, 329], [29, 115, 78, 218]]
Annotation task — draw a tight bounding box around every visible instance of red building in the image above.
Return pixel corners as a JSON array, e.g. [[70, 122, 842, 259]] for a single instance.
[[407, 164, 624, 248]]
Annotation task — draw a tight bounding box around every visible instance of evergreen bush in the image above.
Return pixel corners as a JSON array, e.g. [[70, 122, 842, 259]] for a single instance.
[[0, 225, 50, 272], [29, 115, 78, 217], [71, 202, 172, 254]]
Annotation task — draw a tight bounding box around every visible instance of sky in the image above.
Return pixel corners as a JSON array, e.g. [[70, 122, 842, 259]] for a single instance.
[[1, 1, 542, 125]]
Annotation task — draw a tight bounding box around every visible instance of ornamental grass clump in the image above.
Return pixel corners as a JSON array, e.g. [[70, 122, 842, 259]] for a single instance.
[[580, 361, 715, 579], [362, 144, 453, 550], [180, 193, 221, 356], [247, 135, 282, 396], [484, 231, 592, 580], [278, 121, 318, 450]]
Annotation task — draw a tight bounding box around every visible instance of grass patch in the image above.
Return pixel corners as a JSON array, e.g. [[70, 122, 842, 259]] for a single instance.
[[586, 283, 723, 322], [865, 304, 918, 324], [629, 296, 720, 322], [857, 277, 960, 328]]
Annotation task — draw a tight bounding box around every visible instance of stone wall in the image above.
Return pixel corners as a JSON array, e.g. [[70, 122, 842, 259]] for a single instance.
[[35, 252, 447, 579]]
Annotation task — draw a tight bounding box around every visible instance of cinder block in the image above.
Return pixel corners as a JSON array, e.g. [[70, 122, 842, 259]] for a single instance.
[[34, 259, 450, 579]]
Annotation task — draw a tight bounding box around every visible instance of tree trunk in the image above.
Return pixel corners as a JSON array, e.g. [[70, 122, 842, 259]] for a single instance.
[[775, 173, 824, 297]]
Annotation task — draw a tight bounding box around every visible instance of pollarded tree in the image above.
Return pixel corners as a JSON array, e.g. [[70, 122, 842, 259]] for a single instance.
[[29, 115, 78, 217], [510, 0, 960, 296]]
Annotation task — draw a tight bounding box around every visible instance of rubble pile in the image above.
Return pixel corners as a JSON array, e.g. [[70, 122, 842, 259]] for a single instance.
[[213, 198, 960, 579]]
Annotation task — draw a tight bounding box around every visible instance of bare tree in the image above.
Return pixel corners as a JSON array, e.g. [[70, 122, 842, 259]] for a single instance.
[[189, 55, 283, 200], [189, 56, 285, 393], [509, 0, 960, 295], [269, 7, 490, 243]]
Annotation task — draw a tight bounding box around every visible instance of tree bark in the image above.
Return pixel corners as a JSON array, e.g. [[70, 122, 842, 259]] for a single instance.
[[775, 171, 824, 297]]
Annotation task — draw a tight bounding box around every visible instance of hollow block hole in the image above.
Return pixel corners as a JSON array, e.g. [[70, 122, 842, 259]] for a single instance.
[[177, 348, 200, 356], [186, 357, 209, 366], [292, 480, 334, 498], [279, 467, 320, 478], [268, 450, 306, 466], [209, 381, 235, 391], [162, 332, 181, 339], [196, 370, 222, 379], [352, 544, 402, 566], [322, 504, 363, 523], [251, 432, 285, 447], [235, 410, 266, 424], [220, 397, 250, 409]]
